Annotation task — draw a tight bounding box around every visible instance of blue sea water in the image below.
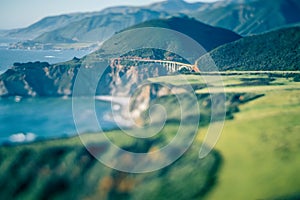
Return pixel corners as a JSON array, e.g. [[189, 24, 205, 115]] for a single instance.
[[0, 97, 119, 144], [0, 46, 90, 73], [0, 43, 120, 144]]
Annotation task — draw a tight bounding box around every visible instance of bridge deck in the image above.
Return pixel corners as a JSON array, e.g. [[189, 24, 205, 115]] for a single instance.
[[111, 58, 200, 72]]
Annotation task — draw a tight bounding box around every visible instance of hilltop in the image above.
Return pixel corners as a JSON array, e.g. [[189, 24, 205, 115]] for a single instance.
[[197, 26, 300, 71], [120, 17, 241, 52]]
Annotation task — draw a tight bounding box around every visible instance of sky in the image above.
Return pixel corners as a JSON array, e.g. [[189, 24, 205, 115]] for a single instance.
[[0, 0, 221, 30]]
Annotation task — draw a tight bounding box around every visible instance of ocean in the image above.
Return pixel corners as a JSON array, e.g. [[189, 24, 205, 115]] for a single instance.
[[0, 97, 122, 144], [0, 45, 120, 144], [0, 46, 90, 73]]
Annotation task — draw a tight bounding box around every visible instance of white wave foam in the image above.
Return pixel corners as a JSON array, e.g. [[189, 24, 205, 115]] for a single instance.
[[45, 55, 55, 58], [9, 132, 36, 143]]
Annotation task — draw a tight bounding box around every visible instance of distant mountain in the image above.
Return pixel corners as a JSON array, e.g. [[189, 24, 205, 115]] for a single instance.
[[5, 7, 171, 42], [33, 9, 170, 44], [192, 0, 300, 35], [5, 0, 300, 49], [198, 26, 300, 71], [6, 13, 98, 40], [146, 0, 300, 36], [146, 0, 204, 13], [3, 0, 198, 45], [121, 17, 241, 52]]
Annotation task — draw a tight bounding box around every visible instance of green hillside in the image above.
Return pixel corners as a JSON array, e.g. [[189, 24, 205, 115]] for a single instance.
[[197, 26, 300, 71], [121, 17, 242, 53], [1, 73, 300, 199]]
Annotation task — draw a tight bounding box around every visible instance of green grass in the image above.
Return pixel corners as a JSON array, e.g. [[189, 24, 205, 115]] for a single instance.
[[199, 81, 300, 200], [1, 73, 300, 199], [151, 73, 300, 199], [0, 123, 221, 200]]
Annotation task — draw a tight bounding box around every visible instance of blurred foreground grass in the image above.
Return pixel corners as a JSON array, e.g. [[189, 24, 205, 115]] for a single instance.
[[0, 73, 300, 199], [200, 75, 300, 200], [0, 124, 221, 200]]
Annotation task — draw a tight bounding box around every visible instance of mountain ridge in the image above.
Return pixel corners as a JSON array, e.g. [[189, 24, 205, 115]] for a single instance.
[[5, 0, 300, 49], [34, 9, 170, 44], [120, 16, 242, 52], [197, 26, 300, 71], [0, 16, 242, 97], [192, 0, 300, 35]]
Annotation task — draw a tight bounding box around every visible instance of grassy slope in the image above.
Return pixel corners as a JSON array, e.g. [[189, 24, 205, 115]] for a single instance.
[[150, 73, 300, 199], [0, 116, 222, 199], [199, 76, 300, 200], [122, 17, 241, 52], [1, 74, 300, 199], [198, 27, 300, 71]]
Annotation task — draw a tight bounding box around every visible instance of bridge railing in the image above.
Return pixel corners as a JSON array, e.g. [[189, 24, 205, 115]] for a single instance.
[[110, 57, 200, 73]]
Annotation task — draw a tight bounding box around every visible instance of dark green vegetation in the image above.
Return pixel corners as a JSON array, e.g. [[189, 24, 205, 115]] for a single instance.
[[198, 27, 300, 71], [122, 17, 241, 52], [0, 112, 222, 200], [94, 16, 242, 63], [0, 134, 221, 200], [293, 74, 300, 82], [121, 48, 190, 63]]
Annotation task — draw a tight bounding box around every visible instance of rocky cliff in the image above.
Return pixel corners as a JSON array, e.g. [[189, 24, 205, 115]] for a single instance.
[[0, 60, 80, 97], [128, 83, 191, 123], [0, 49, 191, 97]]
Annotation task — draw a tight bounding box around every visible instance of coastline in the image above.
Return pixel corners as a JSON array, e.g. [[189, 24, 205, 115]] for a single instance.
[[0, 96, 125, 145]]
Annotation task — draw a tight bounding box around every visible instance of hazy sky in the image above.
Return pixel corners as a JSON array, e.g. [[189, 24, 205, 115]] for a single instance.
[[0, 0, 221, 29]]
